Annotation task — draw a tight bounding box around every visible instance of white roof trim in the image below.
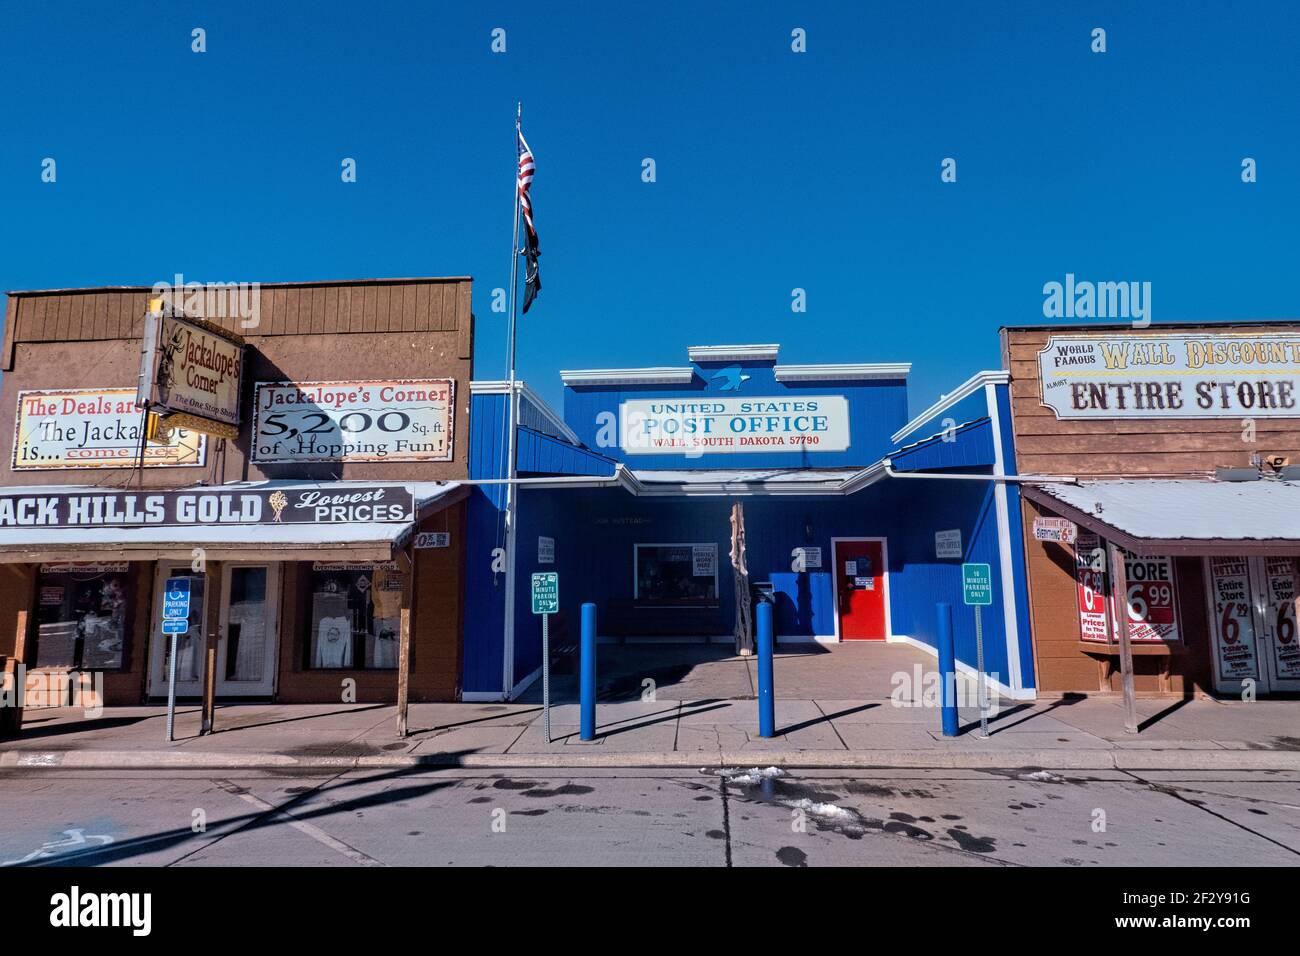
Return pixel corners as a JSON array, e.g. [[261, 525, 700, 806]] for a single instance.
[[774, 362, 911, 382], [469, 380, 580, 445], [559, 367, 695, 386], [891, 370, 1010, 445], [687, 344, 780, 363]]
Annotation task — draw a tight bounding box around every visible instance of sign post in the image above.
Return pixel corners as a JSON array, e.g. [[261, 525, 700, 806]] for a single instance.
[[161, 577, 192, 742], [961, 563, 993, 738], [531, 572, 559, 742]]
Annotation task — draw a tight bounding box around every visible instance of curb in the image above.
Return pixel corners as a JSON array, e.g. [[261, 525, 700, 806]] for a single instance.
[[3, 748, 1300, 772]]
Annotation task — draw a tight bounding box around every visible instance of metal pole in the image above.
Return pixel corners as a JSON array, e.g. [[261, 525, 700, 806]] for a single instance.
[[542, 612, 550, 743], [165, 629, 180, 742], [500, 103, 524, 699], [936, 602, 958, 737], [974, 605, 988, 738], [580, 602, 597, 741], [756, 601, 775, 737]]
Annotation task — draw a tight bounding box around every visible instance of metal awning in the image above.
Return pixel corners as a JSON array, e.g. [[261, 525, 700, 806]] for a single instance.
[[1024, 479, 1300, 556], [0, 479, 466, 563]]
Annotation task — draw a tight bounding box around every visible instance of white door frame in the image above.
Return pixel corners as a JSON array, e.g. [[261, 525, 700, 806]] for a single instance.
[[829, 536, 892, 642], [215, 563, 282, 697]]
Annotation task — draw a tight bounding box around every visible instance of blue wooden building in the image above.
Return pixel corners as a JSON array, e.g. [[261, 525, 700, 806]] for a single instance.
[[463, 344, 1035, 703]]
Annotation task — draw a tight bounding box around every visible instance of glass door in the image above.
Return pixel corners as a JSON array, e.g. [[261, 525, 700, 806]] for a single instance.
[[148, 562, 207, 698], [215, 564, 280, 697], [1207, 556, 1300, 694]]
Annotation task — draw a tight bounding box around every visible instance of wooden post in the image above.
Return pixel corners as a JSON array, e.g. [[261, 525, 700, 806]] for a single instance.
[[200, 561, 222, 735], [396, 546, 415, 737], [730, 502, 753, 656], [1108, 543, 1139, 735]]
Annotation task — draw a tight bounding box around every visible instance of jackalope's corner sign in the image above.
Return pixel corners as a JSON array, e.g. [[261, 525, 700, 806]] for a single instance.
[[138, 308, 246, 440], [0, 486, 415, 529]]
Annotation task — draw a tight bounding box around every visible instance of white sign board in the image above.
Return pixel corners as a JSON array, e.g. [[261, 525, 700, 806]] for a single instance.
[[414, 532, 450, 549], [935, 529, 962, 559], [151, 314, 244, 428], [13, 388, 205, 470], [619, 396, 850, 454], [1039, 333, 1300, 420], [252, 380, 454, 463], [1032, 516, 1078, 544], [538, 536, 555, 564], [692, 543, 717, 576]]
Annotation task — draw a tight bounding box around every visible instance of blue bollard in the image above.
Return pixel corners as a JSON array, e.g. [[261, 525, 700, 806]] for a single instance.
[[756, 601, 775, 738], [936, 602, 959, 737], [580, 602, 597, 741]]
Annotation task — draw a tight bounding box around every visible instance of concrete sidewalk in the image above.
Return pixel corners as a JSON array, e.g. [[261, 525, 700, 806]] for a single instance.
[[3, 692, 1299, 771]]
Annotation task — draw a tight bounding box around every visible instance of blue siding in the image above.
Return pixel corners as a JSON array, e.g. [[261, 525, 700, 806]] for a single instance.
[[995, 381, 1036, 689], [517, 427, 618, 477], [889, 418, 995, 471]]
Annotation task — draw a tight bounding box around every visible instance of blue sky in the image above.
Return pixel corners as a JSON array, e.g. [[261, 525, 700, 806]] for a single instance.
[[2, 1, 1298, 414]]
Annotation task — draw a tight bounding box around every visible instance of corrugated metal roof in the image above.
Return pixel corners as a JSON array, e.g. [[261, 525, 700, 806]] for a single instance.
[[1037, 479, 1300, 542]]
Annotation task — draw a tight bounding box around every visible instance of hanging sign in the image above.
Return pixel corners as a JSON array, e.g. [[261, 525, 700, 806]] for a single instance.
[[1032, 516, 1077, 544], [1209, 556, 1260, 681], [1112, 549, 1180, 643], [1038, 333, 1300, 420], [12, 388, 205, 471], [144, 313, 245, 438], [619, 396, 851, 454], [1264, 557, 1300, 680], [252, 379, 454, 463]]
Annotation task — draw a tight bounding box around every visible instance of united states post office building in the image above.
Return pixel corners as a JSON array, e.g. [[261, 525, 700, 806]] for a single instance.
[[0, 278, 473, 712], [463, 343, 1039, 703]]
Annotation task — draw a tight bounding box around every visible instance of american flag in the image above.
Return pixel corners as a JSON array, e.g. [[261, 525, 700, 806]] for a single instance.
[[517, 128, 541, 313]]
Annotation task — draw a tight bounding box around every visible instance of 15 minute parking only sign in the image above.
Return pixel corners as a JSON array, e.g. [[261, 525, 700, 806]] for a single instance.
[[962, 563, 993, 606]]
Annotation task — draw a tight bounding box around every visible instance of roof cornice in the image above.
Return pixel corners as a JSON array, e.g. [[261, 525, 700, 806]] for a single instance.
[[559, 367, 696, 386], [773, 362, 911, 382]]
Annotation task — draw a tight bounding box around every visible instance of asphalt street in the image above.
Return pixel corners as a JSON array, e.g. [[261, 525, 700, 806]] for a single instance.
[[1, 766, 1298, 867]]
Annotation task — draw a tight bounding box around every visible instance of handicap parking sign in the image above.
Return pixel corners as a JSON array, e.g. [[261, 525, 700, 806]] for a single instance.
[[163, 577, 192, 626]]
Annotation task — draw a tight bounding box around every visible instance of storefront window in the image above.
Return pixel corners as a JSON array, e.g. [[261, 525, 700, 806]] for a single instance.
[[33, 563, 130, 670], [308, 562, 404, 669], [634, 544, 718, 600]]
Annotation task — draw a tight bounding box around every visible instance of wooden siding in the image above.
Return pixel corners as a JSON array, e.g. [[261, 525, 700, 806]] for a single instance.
[[1002, 324, 1300, 477], [3, 278, 472, 370]]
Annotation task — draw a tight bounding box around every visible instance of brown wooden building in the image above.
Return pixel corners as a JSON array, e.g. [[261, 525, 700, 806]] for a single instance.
[[0, 278, 474, 731], [1003, 321, 1300, 698]]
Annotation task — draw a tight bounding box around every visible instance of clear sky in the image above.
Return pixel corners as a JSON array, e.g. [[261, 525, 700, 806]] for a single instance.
[[2, 1, 1298, 415]]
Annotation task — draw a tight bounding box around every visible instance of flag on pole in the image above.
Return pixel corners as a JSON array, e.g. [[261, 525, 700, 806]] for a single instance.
[[517, 128, 541, 313]]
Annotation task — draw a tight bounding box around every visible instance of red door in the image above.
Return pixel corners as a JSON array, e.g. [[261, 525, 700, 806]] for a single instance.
[[836, 540, 887, 640]]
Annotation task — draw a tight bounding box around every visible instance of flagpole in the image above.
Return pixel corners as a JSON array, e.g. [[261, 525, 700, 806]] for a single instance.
[[501, 102, 523, 697]]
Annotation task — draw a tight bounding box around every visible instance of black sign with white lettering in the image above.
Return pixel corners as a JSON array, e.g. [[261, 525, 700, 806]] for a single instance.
[[0, 486, 415, 529]]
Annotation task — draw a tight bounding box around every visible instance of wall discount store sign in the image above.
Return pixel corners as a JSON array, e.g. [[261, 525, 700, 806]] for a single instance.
[[1039, 332, 1300, 419], [618, 396, 850, 454], [252, 380, 454, 464]]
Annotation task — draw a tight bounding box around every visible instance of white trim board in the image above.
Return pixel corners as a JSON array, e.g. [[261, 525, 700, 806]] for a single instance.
[[774, 362, 911, 382], [891, 370, 1009, 444]]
